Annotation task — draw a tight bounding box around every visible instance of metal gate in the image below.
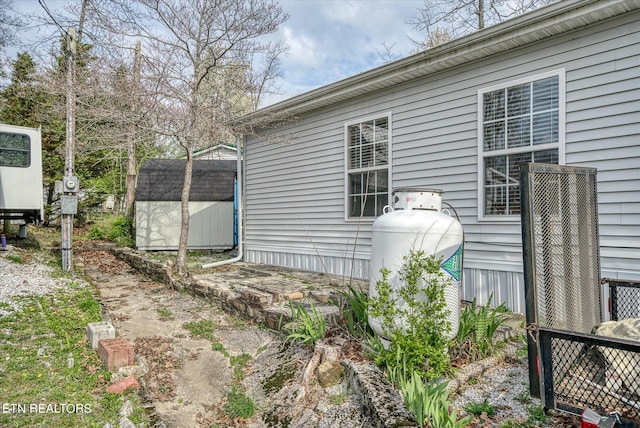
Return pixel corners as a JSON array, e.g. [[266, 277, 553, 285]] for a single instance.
[[520, 163, 640, 426]]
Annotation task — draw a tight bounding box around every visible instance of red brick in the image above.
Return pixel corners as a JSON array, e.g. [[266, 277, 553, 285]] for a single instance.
[[106, 376, 139, 394], [98, 337, 134, 371]]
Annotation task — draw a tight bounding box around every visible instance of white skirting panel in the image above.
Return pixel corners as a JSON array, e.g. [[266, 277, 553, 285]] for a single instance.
[[462, 268, 526, 314], [246, 248, 529, 314], [245, 249, 370, 282]]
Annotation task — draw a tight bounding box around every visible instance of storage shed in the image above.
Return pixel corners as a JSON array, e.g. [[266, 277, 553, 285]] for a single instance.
[[135, 159, 236, 251]]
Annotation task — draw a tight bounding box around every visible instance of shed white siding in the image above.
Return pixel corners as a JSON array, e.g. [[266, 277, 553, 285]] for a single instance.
[[243, 6, 640, 313], [136, 201, 234, 250]]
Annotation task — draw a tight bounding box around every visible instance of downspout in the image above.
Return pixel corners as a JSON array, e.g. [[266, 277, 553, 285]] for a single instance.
[[201, 134, 244, 269]]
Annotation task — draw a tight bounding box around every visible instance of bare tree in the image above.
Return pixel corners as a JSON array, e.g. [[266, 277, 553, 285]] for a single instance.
[[0, 0, 24, 75], [409, 0, 557, 49], [91, 0, 287, 274]]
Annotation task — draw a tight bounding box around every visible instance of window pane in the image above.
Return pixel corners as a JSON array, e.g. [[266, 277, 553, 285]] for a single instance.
[[484, 91, 504, 121], [348, 145, 360, 169], [347, 125, 361, 168], [532, 111, 558, 145], [507, 83, 530, 117], [508, 152, 531, 184], [375, 170, 388, 193], [485, 156, 506, 185], [485, 186, 506, 215], [350, 196, 362, 217], [376, 193, 388, 216], [532, 149, 558, 164], [483, 122, 505, 152], [361, 143, 375, 168], [507, 116, 531, 148], [374, 140, 388, 166], [533, 76, 559, 112], [508, 185, 521, 215], [349, 173, 362, 195], [363, 195, 376, 217]]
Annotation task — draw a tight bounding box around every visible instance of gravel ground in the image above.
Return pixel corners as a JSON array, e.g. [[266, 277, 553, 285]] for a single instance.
[[0, 250, 75, 316], [451, 360, 543, 426]]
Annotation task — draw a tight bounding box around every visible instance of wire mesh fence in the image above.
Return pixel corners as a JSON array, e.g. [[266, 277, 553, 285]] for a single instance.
[[540, 327, 640, 426], [609, 279, 640, 321]]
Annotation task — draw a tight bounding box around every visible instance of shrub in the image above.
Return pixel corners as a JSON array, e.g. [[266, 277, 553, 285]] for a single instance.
[[87, 214, 134, 247], [368, 249, 452, 381]]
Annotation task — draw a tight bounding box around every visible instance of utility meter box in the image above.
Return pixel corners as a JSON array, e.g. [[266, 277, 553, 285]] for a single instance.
[[60, 195, 78, 215], [63, 176, 79, 193]]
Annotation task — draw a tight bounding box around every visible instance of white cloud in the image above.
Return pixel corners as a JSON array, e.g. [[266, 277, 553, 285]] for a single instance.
[[260, 0, 424, 106]]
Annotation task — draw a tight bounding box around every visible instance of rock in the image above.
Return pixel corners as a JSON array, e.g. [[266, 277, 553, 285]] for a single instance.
[[119, 400, 133, 418], [317, 361, 345, 387], [345, 361, 418, 427], [595, 318, 640, 396], [107, 376, 140, 394]]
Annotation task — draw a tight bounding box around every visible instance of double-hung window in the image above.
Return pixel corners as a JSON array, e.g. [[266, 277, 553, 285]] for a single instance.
[[345, 115, 391, 219], [478, 70, 564, 219]]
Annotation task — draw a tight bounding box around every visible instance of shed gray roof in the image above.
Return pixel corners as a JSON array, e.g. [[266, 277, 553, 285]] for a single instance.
[[135, 159, 236, 202]]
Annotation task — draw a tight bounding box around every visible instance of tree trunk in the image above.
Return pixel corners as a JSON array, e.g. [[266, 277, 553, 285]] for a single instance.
[[124, 41, 142, 222], [176, 149, 193, 275]]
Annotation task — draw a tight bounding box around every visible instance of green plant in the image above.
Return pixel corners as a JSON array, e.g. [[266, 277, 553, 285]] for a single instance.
[[283, 300, 327, 347], [515, 333, 528, 359], [223, 386, 255, 419], [329, 393, 348, 405], [6, 254, 25, 264], [368, 250, 452, 381], [454, 295, 510, 360], [515, 391, 533, 405], [0, 288, 147, 427], [400, 371, 471, 428], [156, 306, 173, 320], [465, 399, 496, 417], [526, 406, 550, 426], [335, 283, 372, 338], [182, 319, 217, 342], [230, 353, 251, 380], [87, 214, 134, 247]]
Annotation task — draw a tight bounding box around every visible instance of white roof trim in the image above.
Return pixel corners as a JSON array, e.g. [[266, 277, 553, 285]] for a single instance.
[[234, 0, 640, 127]]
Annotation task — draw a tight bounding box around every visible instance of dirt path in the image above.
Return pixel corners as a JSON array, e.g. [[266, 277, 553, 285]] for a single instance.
[[79, 249, 276, 427]]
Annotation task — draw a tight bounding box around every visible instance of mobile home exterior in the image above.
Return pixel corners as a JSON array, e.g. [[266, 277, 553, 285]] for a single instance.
[[233, 0, 640, 313], [0, 123, 44, 223]]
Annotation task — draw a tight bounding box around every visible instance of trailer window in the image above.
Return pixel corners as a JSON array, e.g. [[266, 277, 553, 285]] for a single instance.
[[0, 132, 30, 167]]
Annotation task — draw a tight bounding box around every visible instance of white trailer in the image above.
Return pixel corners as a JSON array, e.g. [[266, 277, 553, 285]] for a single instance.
[[0, 123, 44, 224]]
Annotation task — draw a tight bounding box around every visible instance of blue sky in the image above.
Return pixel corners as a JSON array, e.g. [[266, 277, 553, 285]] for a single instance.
[[262, 0, 424, 105], [7, 0, 425, 106]]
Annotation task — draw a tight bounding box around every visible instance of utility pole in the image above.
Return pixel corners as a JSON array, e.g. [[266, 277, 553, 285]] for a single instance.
[[61, 27, 78, 272], [125, 40, 141, 221]]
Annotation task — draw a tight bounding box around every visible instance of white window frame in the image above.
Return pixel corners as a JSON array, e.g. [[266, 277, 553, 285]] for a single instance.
[[477, 69, 566, 222], [344, 112, 392, 221]]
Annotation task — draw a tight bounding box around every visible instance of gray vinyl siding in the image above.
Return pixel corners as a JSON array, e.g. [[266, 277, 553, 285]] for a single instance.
[[244, 9, 640, 312]]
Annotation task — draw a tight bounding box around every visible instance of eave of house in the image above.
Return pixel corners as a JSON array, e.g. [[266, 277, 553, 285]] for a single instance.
[[231, 0, 640, 130]]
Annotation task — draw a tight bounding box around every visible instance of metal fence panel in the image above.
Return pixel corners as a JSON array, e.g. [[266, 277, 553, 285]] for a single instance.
[[540, 327, 640, 427], [520, 163, 601, 398]]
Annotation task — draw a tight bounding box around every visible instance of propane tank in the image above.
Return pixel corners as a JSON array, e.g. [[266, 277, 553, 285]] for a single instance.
[[369, 188, 463, 340]]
